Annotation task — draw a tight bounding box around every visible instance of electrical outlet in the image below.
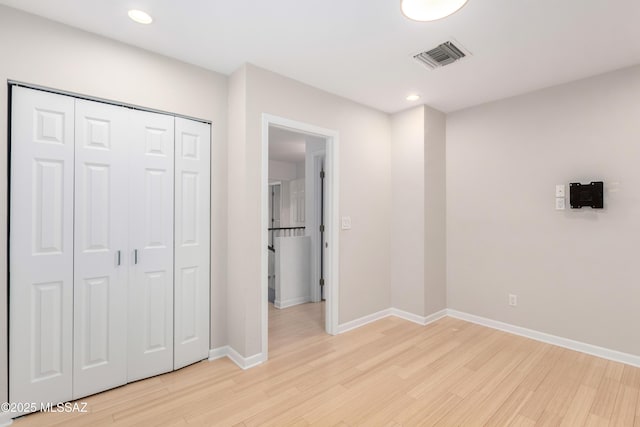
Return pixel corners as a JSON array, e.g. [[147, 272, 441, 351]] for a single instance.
[[509, 294, 518, 307]]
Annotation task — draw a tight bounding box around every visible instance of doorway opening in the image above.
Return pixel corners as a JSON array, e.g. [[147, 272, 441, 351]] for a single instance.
[[261, 115, 339, 359]]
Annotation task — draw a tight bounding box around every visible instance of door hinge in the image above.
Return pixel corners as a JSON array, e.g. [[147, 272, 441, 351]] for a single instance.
[[319, 278, 325, 287], [320, 170, 325, 179], [319, 225, 325, 232]]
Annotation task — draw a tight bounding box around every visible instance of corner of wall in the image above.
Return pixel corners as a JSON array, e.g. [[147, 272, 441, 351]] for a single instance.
[[390, 106, 426, 317], [225, 64, 249, 356], [424, 106, 447, 316]]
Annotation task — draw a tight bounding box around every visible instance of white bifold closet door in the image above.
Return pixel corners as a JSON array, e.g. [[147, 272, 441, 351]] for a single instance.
[[73, 100, 129, 398], [10, 87, 210, 412], [174, 118, 211, 369], [127, 110, 175, 382], [9, 87, 75, 406]]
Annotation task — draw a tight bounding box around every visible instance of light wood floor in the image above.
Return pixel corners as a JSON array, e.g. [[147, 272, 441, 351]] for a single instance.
[[14, 303, 640, 426]]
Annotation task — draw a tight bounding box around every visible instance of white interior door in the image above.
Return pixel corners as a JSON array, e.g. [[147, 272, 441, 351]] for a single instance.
[[127, 110, 175, 382], [9, 87, 74, 408], [174, 117, 211, 369], [309, 154, 325, 303], [72, 100, 129, 398]]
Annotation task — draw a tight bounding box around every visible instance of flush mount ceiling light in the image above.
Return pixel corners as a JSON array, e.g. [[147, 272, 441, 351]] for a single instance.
[[406, 94, 421, 101], [401, 0, 468, 22], [128, 9, 153, 24]]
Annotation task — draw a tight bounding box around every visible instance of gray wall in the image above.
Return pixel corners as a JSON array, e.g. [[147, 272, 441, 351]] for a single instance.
[[447, 65, 640, 356], [226, 65, 249, 355], [0, 5, 229, 405], [391, 106, 425, 315], [424, 106, 447, 315], [390, 105, 447, 318]]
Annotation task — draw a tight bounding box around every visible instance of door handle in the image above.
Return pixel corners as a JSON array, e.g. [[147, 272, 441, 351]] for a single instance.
[[117, 250, 121, 266], [134, 249, 138, 265]]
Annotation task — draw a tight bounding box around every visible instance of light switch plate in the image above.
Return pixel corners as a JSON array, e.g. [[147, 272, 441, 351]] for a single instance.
[[341, 216, 352, 230], [555, 184, 565, 197], [555, 198, 566, 210]]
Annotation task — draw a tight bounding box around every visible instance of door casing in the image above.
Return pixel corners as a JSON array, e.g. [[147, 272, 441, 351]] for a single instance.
[[260, 114, 340, 362]]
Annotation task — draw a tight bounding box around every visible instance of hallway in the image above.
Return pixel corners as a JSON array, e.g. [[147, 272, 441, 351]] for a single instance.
[[268, 302, 325, 355]]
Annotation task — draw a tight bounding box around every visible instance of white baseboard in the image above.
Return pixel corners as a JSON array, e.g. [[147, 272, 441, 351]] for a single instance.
[[0, 413, 13, 426], [208, 346, 267, 370], [337, 308, 392, 334], [208, 346, 229, 361], [212, 307, 640, 371], [447, 309, 640, 369], [390, 308, 447, 326], [337, 308, 449, 334], [274, 296, 310, 309], [337, 307, 640, 368]]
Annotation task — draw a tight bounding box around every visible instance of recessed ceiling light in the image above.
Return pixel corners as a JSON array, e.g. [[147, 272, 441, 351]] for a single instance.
[[128, 9, 153, 24], [401, 0, 468, 22], [406, 94, 421, 101]]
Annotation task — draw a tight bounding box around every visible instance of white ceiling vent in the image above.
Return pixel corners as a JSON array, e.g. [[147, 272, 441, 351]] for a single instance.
[[413, 40, 470, 70]]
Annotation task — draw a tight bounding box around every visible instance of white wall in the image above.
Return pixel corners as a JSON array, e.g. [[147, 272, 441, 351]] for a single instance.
[[390, 106, 425, 315], [447, 65, 640, 356], [228, 64, 391, 357], [226, 65, 248, 355], [269, 160, 298, 181], [390, 105, 446, 318], [279, 182, 292, 228], [296, 161, 305, 179], [274, 236, 311, 308], [0, 5, 229, 404], [424, 106, 447, 315]]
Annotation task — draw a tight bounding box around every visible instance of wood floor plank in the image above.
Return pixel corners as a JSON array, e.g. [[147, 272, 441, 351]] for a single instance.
[[610, 385, 639, 427], [12, 302, 640, 426], [484, 386, 533, 426], [518, 348, 581, 421], [585, 413, 611, 427], [590, 376, 623, 419], [636, 388, 640, 427], [509, 414, 538, 427], [559, 385, 597, 427]]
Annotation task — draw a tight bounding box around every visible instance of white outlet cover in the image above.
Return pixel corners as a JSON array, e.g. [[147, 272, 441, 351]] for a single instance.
[[555, 198, 566, 210], [555, 184, 565, 197], [341, 216, 352, 230]]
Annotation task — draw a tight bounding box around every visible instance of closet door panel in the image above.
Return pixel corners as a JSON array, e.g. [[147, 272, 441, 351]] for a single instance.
[[9, 87, 74, 409], [174, 118, 211, 369], [73, 100, 129, 398], [128, 110, 175, 382]]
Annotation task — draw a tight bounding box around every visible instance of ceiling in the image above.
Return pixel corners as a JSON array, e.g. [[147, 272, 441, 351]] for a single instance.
[[2, 0, 640, 113], [269, 127, 323, 163]]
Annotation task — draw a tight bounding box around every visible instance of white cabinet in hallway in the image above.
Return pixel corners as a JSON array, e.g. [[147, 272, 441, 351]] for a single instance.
[[8, 86, 211, 414]]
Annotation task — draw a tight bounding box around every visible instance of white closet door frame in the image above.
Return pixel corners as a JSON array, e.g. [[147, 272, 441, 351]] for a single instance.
[[174, 118, 211, 369], [127, 110, 175, 382], [8, 84, 212, 410], [9, 87, 74, 409], [73, 100, 129, 398]]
